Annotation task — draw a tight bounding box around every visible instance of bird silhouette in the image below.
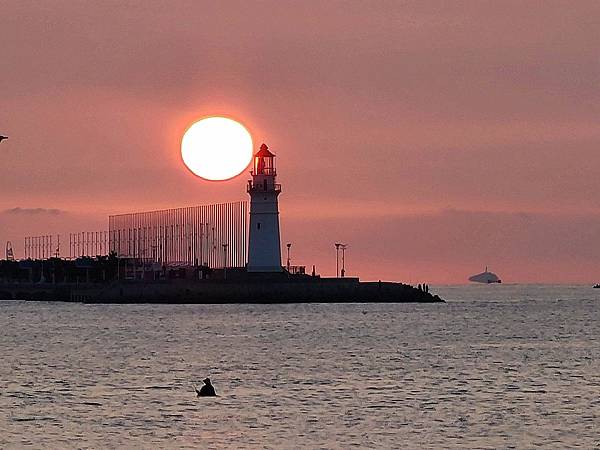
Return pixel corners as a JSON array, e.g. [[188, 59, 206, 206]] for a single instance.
[[0, 136, 7, 143]]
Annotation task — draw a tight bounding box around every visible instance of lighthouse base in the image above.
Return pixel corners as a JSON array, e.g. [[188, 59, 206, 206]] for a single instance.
[[246, 265, 283, 273]]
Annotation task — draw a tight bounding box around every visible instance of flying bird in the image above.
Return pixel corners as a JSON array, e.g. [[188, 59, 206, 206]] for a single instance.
[[0, 135, 7, 143]]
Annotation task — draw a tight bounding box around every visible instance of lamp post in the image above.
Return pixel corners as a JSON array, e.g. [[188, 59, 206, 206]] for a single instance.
[[205, 223, 209, 265], [334, 243, 341, 277], [286, 243, 291, 271], [222, 243, 228, 280], [340, 244, 347, 278], [212, 227, 216, 265]]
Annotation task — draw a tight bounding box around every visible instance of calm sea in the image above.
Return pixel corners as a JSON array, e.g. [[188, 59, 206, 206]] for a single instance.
[[1, 285, 599, 449]]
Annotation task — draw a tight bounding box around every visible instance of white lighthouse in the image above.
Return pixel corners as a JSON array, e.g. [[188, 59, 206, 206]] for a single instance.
[[247, 143, 282, 272]]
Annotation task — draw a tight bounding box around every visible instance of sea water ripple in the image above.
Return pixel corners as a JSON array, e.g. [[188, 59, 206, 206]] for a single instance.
[[0, 284, 599, 448]]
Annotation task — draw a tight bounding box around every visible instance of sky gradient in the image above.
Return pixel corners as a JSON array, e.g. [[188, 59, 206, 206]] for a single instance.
[[2, 1, 600, 283]]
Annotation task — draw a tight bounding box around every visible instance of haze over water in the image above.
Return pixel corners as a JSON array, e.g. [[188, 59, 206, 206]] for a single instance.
[[3, 2, 600, 283], [1, 285, 598, 448]]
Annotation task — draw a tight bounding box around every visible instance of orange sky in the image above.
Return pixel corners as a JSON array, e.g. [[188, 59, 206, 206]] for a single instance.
[[2, 1, 600, 283]]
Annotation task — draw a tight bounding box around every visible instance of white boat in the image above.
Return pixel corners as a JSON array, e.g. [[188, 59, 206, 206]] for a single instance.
[[468, 267, 502, 284]]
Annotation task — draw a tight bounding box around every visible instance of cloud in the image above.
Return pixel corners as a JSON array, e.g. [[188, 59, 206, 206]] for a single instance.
[[3, 207, 66, 215]]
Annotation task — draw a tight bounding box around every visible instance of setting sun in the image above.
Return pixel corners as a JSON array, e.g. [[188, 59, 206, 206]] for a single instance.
[[181, 117, 253, 181]]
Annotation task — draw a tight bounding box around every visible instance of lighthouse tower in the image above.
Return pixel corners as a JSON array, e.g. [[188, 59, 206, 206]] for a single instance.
[[247, 143, 282, 272]]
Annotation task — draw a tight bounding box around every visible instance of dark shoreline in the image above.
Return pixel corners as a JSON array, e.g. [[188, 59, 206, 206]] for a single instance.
[[0, 278, 444, 304]]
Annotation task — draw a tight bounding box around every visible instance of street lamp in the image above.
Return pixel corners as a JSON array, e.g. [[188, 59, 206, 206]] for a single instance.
[[334, 243, 341, 277], [340, 244, 347, 277], [222, 243, 228, 280], [286, 243, 291, 271]]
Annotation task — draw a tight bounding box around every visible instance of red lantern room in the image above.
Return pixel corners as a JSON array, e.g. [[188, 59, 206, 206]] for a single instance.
[[252, 143, 276, 176], [248, 143, 281, 194]]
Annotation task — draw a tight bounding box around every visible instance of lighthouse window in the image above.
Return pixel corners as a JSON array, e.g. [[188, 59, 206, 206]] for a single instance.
[[257, 222, 261, 229]]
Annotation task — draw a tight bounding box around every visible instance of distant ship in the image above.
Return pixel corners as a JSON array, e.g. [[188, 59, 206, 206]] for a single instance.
[[468, 267, 502, 284], [593, 284, 600, 289]]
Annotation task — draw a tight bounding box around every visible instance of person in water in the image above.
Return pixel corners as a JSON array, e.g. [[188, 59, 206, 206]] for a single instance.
[[196, 378, 216, 397]]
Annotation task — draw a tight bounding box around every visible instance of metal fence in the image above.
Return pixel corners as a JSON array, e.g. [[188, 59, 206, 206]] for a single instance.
[[108, 201, 248, 268], [24, 232, 111, 259], [24, 235, 60, 259], [68, 232, 109, 258]]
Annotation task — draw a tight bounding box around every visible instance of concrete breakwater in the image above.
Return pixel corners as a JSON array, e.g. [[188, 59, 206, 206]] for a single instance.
[[0, 278, 443, 303]]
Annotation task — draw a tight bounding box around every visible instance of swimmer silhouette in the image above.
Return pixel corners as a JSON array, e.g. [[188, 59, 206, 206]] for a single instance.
[[195, 377, 216, 397]]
